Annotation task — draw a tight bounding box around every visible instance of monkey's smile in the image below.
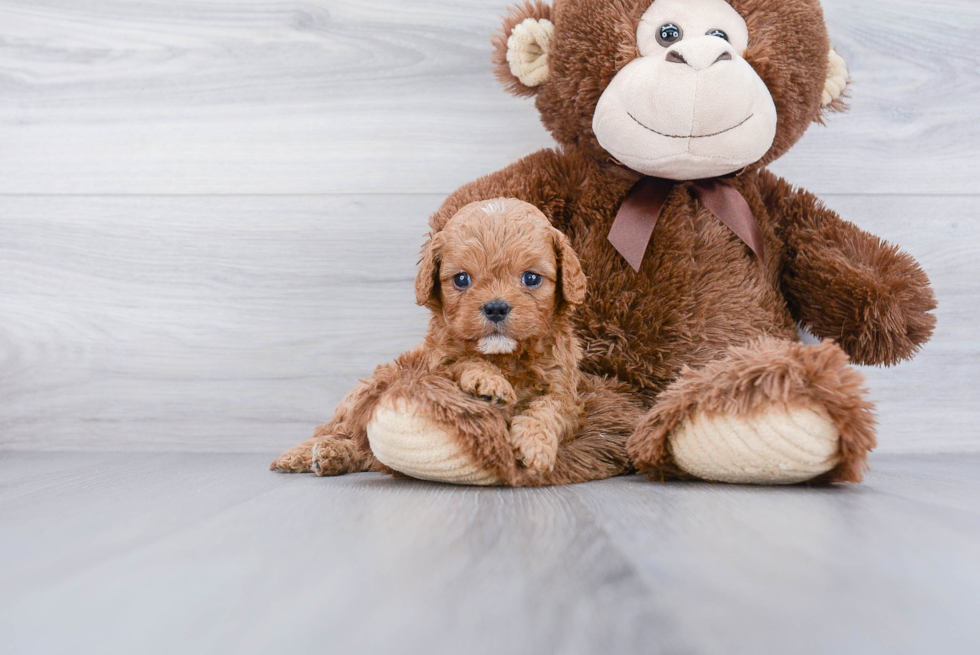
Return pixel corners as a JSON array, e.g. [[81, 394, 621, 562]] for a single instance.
[[628, 112, 754, 139]]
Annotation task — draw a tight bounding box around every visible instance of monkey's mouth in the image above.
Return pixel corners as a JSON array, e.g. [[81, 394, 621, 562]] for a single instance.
[[627, 112, 754, 139]]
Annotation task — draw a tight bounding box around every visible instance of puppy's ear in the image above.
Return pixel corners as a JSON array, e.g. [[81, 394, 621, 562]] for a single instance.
[[553, 228, 586, 307], [492, 1, 553, 98], [415, 232, 446, 310]]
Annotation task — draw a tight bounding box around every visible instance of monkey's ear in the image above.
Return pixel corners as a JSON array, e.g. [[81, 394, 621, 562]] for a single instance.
[[492, 1, 553, 97], [821, 49, 849, 114], [553, 228, 587, 307], [415, 232, 446, 310]]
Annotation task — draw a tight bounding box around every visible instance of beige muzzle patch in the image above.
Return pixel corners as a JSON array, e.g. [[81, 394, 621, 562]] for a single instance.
[[823, 49, 849, 106], [507, 17, 554, 88]]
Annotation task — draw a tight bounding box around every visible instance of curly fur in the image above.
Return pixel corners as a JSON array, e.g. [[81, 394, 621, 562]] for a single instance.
[[271, 200, 642, 483]]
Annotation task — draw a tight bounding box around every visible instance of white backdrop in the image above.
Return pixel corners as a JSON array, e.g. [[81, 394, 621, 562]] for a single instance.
[[1, 0, 977, 453]]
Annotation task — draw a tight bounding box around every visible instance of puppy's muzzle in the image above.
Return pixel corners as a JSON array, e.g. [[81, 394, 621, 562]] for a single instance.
[[481, 300, 511, 324]]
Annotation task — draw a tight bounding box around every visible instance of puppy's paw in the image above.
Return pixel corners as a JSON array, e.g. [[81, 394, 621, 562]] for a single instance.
[[271, 438, 364, 476], [270, 443, 314, 473], [310, 440, 364, 477], [458, 370, 516, 405], [510, 415, 558, 474]]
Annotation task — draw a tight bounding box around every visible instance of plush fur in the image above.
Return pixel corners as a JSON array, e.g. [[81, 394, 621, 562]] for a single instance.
[[627, 337, 877, 483], [492, 1, 553, 97], [271, 200, 643, 484], [449, 0, 932, 483], [504, 0, 839, 167], [277, 0, 935, 486]]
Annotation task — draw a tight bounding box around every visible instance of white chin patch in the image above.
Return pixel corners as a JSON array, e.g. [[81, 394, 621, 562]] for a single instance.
[[477, 334, 518, 355]]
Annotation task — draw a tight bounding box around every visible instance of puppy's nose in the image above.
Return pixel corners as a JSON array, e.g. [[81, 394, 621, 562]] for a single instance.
[[481, 300, 511, 323]]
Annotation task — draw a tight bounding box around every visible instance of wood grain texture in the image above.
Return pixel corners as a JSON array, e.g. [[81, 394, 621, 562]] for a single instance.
[[0, 194, 976, 453], [2, 4, 976, 651], [0, 195, 433, 451], [1, 452, 978, 655], [0, 0, 977, 196]]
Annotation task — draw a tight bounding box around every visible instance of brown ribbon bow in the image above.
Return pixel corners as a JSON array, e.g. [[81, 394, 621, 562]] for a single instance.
[[607, 176, 765, 272]]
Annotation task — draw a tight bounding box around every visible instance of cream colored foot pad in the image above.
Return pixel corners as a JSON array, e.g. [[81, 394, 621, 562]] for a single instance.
[[367, 399, 502, 486], [670, 404, 839, 485]]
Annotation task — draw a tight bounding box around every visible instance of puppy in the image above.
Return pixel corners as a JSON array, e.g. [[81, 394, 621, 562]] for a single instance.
[[271, 198, 588, 476], [416, 198, 588, 472]]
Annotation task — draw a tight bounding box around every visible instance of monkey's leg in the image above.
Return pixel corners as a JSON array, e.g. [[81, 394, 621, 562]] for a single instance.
[[627, 337, 875, 485]]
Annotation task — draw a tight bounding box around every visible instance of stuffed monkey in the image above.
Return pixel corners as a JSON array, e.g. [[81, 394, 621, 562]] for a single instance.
[[276, 0, 935, 486]]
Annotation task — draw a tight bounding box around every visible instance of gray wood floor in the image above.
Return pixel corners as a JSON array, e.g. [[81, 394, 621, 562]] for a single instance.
[[2, 1, 979, 652], [1, 452, 979, 655]]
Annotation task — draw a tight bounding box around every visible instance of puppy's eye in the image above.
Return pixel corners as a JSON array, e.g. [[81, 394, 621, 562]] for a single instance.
[[706, 29, 728, 41], [522, 271, 543, 288], [657, 23, 683, 47], [452, 272, 471, 289]]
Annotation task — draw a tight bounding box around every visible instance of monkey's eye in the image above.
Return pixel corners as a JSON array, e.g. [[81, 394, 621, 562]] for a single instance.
[[522, 271, 543, 288], [706, 29, 728, 41], [452, 272, 471, 289], [657, 23, 683, 47]]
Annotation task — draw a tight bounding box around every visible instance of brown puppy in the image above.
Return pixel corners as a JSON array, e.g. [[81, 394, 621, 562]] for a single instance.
[[271, 198, 588, 476], [421, 197, 587, 472]]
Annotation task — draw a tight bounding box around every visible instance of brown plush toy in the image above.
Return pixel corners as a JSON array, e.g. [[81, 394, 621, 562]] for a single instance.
[[274, 0, 936, 486]]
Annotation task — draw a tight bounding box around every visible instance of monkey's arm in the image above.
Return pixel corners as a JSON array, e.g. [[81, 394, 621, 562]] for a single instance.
[[761, 172, 937, 366]]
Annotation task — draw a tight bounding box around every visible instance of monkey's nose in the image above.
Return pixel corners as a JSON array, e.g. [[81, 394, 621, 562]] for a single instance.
[[666, 39, 734, 71], [481, 300, 511, 323]]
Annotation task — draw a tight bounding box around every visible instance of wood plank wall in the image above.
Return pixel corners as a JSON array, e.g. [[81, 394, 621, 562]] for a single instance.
[[1, 0, 977, 453]]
